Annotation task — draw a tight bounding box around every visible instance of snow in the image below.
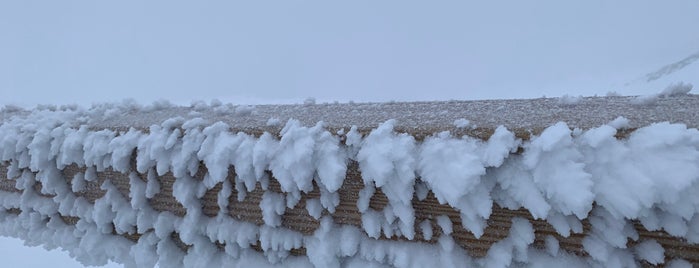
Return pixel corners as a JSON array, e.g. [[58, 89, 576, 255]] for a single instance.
[[271, 121, 324, 193], [659, 82, 693, 97], [416, 127, 517, 237], [544, 235, 559, 256], [436, 215, 453, 235], [557, 95, 582, 105], [6, 93, 698, 140], [419, 219, 432, 240], [303, 98, 316, 106], [305, 199, 322, 220], [479, 217, 535, 267], [361, 210, 383, 239], [633, 240, 664, 265], [356, 120, 417, 239], [234, 105, 255, 116], [523, 122, 594, 219], [453, 118, 470, 128], [260, 192, 285, 227], [632, 82, 694, 105], [667, 259, 693, 268], [1, 102, 699, 267], [266, 118, 281, 127], [607, 116, 630, 129]]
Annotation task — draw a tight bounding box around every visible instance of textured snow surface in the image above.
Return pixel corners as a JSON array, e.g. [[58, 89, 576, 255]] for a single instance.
[[1, 98, 699, 267], [3, 93, 699, 137]]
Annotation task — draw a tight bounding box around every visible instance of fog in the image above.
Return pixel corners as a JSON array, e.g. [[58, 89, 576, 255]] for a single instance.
[[1, 1, 698, 267], [2, 0, 698, 107]]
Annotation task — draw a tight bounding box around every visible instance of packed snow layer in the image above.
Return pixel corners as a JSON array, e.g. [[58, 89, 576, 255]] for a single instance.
[[1, 101, 699, 267], [2, 93, 699, 139]]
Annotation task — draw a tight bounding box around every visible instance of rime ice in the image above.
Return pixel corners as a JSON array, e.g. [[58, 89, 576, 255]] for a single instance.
[[1, 98, 699, 267]]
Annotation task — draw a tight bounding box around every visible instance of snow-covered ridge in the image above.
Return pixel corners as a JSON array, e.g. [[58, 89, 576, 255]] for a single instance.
[[1, 99, 699, 267]]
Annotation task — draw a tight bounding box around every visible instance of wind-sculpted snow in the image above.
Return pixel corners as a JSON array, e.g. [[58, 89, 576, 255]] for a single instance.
[[1, 101, 699, 267]]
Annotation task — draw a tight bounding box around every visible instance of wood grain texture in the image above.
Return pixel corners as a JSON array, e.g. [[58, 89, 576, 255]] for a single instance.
[[2, 161, 698, 263]]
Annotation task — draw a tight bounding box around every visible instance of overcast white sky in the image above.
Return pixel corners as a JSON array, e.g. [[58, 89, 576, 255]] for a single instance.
[[2, 0, 699, 107], [1, 1, 699, 267]]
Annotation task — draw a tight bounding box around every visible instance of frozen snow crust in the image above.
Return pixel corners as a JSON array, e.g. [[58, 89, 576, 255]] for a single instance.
[[2, 96, 699, 267]]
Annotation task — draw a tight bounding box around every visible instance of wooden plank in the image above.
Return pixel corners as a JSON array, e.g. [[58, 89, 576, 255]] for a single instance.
[[3, 95, 699, 264], [2, 161, 699, 262]]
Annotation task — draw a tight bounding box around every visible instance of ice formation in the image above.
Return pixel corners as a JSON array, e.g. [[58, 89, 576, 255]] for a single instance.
[[1, 102, 699, 267]]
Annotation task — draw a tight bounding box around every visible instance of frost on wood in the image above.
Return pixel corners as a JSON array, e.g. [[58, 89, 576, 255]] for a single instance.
[[1, 101, 699, 267]]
